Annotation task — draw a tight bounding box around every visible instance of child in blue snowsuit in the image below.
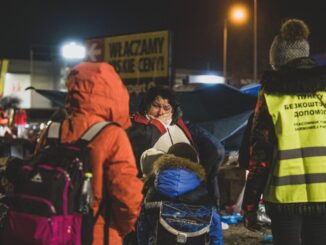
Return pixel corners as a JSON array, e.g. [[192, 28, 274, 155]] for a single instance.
[[137, 152, 224, 245]]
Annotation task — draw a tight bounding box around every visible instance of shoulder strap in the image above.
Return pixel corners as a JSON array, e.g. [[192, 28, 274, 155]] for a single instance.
[[77, 121, 119, 147], [47, 122, 61, 140], [80, 121, 114, 142], [46, 122, 62, 146], [46, 121, 119, 146]]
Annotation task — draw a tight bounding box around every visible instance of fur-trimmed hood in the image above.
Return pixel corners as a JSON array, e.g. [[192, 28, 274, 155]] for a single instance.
[[151, 154, 206, 181], [262, 57, 326, 94], [149, 154, 206, 198]]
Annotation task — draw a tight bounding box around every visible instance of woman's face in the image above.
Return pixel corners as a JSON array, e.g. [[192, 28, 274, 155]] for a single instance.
[[147, 96, 173, 119]]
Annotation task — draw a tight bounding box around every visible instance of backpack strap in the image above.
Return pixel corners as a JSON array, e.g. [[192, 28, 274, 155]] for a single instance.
[[46, 121, 119, 146], [46, 122, 62, 145], [77, 121, 118, 242], [81, 122, 116, 142], [77, 121, 119, 147], [47, 122, 61, 139]]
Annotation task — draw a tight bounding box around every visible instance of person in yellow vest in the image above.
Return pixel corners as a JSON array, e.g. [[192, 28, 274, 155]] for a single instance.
[[242, 18, 326, 244]]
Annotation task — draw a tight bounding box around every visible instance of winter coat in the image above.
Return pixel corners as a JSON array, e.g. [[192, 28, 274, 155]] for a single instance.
[[48, 62, 143, 244], [128, 112, 194, 175], [242, 57, 326, 215], [137, 154, 224, 245], [186, 123, 225, 206], [128, 113, 224, 206]]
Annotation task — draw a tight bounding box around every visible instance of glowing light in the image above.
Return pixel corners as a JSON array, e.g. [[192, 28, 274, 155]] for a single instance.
[[188, 75, 225, 84], [229, 4, 248, 25], [61, 42, 86, 60]]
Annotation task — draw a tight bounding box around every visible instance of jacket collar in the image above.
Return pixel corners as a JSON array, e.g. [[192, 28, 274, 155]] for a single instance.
[[262, 58, 326, 94]]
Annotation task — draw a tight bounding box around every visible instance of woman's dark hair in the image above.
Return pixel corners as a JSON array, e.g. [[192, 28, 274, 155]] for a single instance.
[[139, 86, 182, 124]]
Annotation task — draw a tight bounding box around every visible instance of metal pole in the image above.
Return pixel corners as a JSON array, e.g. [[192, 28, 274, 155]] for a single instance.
[[223, 19, 228, 82], [30, 49, 34, 83], [253, 0, 257, 82]]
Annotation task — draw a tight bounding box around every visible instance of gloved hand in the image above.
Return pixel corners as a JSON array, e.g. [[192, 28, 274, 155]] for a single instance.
[[243, 210, 263, 232]]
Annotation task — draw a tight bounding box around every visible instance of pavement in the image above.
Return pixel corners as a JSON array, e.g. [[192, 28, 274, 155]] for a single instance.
[[223, 223, 272, 245]]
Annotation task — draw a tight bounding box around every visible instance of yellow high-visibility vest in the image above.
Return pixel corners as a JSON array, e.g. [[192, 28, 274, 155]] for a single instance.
[[264, 91, 326, 203]]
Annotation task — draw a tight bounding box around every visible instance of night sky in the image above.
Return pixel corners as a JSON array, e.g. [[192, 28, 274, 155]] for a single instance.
[[1, 0, 325, 80]]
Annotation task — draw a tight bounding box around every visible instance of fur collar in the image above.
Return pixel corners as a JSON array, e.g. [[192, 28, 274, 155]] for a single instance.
[[262, 58, 326, 94], [151, 154, 206, 181]]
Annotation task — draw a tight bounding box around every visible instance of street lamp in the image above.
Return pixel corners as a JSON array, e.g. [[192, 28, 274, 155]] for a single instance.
[[61, 42, 86, 60], [223, 4, 248, 82]]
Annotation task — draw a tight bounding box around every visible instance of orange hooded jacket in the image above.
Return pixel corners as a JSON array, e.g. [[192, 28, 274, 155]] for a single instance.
[[57, 62, 143, 244]]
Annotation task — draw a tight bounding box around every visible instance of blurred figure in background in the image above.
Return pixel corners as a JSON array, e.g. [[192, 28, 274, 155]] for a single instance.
[[14, 108, 27, 138], [0, 107, 9, 137]]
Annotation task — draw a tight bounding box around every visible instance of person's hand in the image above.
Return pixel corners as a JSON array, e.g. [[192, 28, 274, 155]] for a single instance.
[[243, 210, 262, 232], [156, 112, 172, 126], [149, 112, 172, 126]]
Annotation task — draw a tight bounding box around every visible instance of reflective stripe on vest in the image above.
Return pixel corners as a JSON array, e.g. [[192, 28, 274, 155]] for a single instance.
[[264, 91, 326, 203]]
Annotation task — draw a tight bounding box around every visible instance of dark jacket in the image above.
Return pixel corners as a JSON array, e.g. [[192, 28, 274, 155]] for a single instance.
[[186, 123, 225, 206], [128, 113, 225, 206], [238, 112, 254, 170], [242, 57, 326, 215], [128, 112, 194, 175]]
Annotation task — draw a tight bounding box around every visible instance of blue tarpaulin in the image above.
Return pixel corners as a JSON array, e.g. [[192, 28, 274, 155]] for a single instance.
[[176, 84, 258, 151], [27, 83, 259, 151]]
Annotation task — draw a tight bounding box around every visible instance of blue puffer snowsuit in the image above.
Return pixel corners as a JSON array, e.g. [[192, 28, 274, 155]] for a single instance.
[[137, 154, 224, 245]]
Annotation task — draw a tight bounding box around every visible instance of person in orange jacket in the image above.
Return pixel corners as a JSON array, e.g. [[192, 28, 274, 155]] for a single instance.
[[40, 62, 143, 245]]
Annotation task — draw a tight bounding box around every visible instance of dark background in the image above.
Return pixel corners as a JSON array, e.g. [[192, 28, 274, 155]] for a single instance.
[[0, 0, 325, 81]]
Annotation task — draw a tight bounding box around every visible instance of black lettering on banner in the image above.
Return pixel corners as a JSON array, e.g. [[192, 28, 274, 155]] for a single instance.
[[109, 37, 165, 58], [139, 37, 164, 55], [109, 42, 123, 58], [122, 41, 132, 56], [138, 56, 164, 72], [126, 81, 157, 95], [127, 83, 147, 95], [139, 39, 149, 55], [110, 59, 135, 73], [128, 40, 142, 56], [132, 40, 141, 56]]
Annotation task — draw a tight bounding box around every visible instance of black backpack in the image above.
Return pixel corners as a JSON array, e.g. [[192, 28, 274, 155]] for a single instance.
[[0, 121, 114, 245], [144, 201, 213, 245]]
